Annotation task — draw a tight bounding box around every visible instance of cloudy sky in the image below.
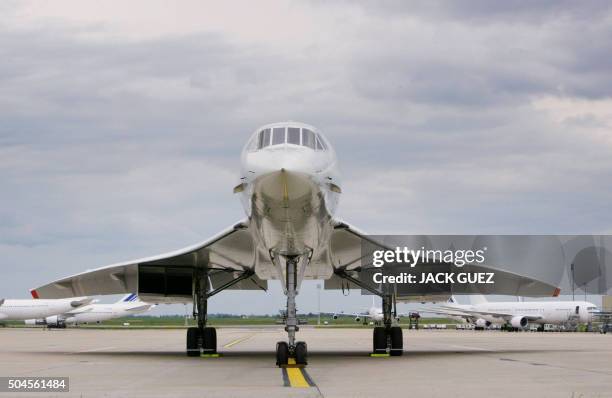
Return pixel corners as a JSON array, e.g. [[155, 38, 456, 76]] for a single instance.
[[1, 1, 611, 314]]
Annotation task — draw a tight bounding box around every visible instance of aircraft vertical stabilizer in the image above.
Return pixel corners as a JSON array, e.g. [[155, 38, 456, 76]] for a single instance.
[[118, 293, 138, 303], [467, 294, 488, 305]]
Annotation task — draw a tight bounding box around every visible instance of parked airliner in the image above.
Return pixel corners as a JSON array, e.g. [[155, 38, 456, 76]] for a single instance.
[[332, 297, 413, 324], [32, 122, 560, 366], [25, 294, 154, 328], [428, 295, 598, 330], [0, 297, 92, 322]]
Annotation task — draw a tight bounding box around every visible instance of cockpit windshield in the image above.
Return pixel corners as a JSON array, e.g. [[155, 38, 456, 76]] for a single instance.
[[255, 127, 327, 151]]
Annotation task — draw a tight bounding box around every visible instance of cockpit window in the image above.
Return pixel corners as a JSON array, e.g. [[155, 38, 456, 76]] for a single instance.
[[272, 127, 285, 145], [253, 126, 327, 151], [287, 127, 300, 145], [302, 129, 315, 149], [257, 128, 271, 149], [315, 136, 326, 151]]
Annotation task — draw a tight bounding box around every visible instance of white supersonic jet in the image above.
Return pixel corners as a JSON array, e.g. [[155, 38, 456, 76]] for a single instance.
[[0, 296, 92, 322], [31, 122, 560, 366], [25, 294, 154, 328]]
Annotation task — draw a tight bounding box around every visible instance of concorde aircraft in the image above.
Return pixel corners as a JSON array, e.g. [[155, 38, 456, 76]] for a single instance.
[[31, 122, 560, 366], [25, 294, 154, 328], [0, 297, 92, 322], [427, 295, 598, 330]]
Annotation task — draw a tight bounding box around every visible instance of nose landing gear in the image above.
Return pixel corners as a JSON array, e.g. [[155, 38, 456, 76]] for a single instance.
[[276, 255, 308, 366]]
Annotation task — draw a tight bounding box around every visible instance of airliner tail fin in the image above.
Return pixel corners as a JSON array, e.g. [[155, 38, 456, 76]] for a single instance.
[[467, 294, 488, 305], [118, 293, 139, 304]]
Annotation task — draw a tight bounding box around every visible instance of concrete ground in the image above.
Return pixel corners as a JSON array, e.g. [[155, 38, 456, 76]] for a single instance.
[[0, 327, 610, 398]]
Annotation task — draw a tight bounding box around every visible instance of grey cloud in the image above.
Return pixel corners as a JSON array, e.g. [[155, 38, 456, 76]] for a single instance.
[[335, 0, 612, 24]]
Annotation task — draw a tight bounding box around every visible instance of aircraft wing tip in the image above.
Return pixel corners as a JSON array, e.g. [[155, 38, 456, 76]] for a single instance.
[[30, 289, 39, 299], [552, 287, 561, 297]]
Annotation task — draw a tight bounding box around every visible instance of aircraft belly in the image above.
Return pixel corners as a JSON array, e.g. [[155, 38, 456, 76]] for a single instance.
[[249, 170, 334, 280], [251, 170, 332, 256]]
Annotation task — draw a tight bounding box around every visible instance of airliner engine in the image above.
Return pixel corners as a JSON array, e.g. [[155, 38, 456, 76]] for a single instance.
[[45, 315, 67, 328], [510, 315, 528, 329]]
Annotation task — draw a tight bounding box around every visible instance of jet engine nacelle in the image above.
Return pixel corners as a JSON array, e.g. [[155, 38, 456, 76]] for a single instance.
[[510, 316, 528, 329], [332, 314, 338, 320], [354, 316, 361, 323], [45, 315, 66, 328], [24, 319, 46, 326], [475, 318, 491, 328]]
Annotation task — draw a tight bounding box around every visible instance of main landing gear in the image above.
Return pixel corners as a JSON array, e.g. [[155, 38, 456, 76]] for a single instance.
[[187, 268, 217, 357], [276, 255, 308, 367], [334, 269, 404, 357], [372, 295, 403, 356]]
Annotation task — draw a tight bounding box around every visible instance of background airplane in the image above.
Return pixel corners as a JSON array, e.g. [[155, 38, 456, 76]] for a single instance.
[[30, 122, 561, 366], [25, 294, 154, 328], [0, 296, 92, 322], [332, 296, 415, 325], [426, 295, 598, 330]]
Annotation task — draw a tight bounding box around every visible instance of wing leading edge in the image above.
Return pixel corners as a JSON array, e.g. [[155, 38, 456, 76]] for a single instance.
[[31, 220, 267, 303], [326, 220, 561, 301]]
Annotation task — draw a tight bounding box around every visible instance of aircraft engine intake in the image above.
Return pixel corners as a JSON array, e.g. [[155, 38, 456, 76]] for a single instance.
[[510, 316, 528, 329]]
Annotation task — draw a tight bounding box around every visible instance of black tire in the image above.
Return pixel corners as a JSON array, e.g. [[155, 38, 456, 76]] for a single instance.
[[202, 327, 217, 354], [276, 341, 289, 367], [373, 327, 387, 354], [295, 341, 308, 365], [186, 327, 200, 357], [389, 326, 403, 356]]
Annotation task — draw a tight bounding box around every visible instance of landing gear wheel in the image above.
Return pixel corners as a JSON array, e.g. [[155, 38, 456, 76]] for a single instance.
[[389, 326, 403, 356], [202, 327, 217, 354], [373, 327, 387, 354], [295, 341, 308, 365], [276, 341, 289, 367], [186, 327, 201, 357]]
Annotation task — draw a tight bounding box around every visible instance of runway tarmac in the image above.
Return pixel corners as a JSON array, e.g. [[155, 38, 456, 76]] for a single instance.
[[0, 327, 610, 397]]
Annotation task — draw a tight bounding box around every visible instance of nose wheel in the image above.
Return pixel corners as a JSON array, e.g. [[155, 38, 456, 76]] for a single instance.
[[295, 341, 308, 365], [276, 342, 289, 366], [276, 341, 308, 366]]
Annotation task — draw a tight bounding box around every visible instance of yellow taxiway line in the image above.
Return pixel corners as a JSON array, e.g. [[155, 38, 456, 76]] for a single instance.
[[222, 334, 254, 349], [285, 358, 310, 388]]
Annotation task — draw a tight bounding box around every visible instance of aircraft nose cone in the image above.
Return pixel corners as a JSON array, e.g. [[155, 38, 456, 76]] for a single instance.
[[255, 169, 315, 202]]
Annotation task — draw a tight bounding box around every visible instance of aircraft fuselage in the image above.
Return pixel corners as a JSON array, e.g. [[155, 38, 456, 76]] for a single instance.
[[239, 122, 341, 260]]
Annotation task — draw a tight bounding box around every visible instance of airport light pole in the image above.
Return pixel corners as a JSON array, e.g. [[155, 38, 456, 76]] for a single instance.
[[317, 283, 321, 326], [571, 263, 575, 301]]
